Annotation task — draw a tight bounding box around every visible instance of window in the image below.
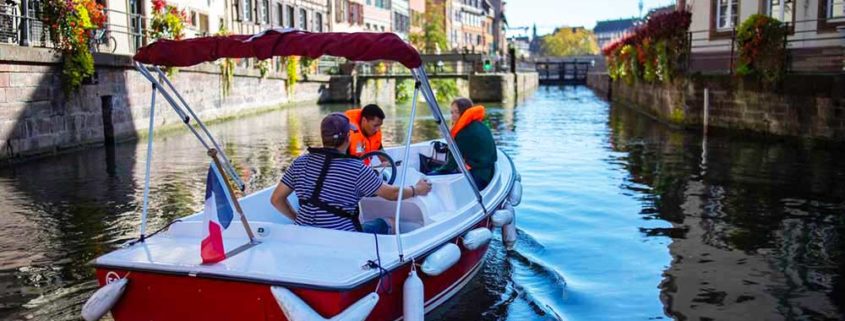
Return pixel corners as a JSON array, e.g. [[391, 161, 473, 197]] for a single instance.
[[199, 13, 209, 35], [276, 3, 283, 26], [260, 0, 270, 24], [335, 0, 346, 23], [315, 12, 323, 32], [285, 5, 294, 28], [767, 0, 793, 23], [299, 9, 307, 30], [243, 0, 252, 21], [715, 0, 738, 29], [828, 0, 845, 19]]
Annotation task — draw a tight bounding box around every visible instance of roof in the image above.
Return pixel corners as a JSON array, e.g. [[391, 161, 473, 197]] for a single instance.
[[593, 18, 640, 33], [134, 28, 423, 69]]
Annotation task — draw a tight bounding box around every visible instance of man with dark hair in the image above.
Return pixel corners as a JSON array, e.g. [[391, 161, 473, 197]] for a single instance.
[[269, 113, 432, 233], [345, 104, 385, 162]]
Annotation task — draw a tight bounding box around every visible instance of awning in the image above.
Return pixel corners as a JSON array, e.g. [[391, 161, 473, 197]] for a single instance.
[[133, 28, 423, 69]]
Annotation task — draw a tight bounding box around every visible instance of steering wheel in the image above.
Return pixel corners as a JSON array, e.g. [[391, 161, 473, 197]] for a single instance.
[[359, 150, 396, 185]]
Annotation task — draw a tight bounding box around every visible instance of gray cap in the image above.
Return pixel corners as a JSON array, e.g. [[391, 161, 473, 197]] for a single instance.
[[321, 112, 351, 140]]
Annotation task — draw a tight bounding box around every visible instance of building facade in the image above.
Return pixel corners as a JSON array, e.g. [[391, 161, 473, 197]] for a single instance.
[[686, 0, 845, 72], [392, 0, 411, 39], [409, 0, 425, 34], [593, 17, 640, 50], [363, 0, 392, 32], [331, 0, 366, 32]]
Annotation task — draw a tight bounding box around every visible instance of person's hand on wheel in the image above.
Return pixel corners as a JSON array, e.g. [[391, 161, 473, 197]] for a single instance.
[[414, 178, 432, 196]]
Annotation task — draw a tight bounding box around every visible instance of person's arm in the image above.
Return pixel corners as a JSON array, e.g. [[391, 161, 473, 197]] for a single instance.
[[375, 178, 432, 201], [270, 182, 297, 221]]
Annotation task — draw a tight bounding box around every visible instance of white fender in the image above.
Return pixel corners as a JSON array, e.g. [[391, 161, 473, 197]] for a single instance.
[[462, 228, 493, 251], [509, 181, 523, 206], [271, 286, 379, 321], [491, 203, 514, 227], [402, 269, 424, 321], [421, 243, 461, 276], [81, 278, 128, 321], [502, 212, 517, 250]]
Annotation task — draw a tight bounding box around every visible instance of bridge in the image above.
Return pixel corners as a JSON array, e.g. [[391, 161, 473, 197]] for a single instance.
[[533, 58, 595, 85]]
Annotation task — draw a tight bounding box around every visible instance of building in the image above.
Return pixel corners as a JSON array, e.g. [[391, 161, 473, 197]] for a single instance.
[[510, 35, 531, 58], [457, 0, 487, 52], [687, 0, 844, 73], [489, 0, 508, 57], [593, 17, 640, 50], [363, 0, 392, 32], [409, 0, 425, 34], [393, 0, 411, 39], [331, 0, 366, 32]]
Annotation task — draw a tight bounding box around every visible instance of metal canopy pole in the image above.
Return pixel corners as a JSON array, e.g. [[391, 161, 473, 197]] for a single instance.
[[412, 68, 488, 215], [392, 82, 421, 262], [152, 66, 246, 191], [139, 85, 158, 240], [132, 62, 246, 191]]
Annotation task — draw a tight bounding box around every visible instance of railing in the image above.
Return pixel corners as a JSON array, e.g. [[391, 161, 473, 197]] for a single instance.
[[685, 19, 845, 74], [0, 1, 147, 55]]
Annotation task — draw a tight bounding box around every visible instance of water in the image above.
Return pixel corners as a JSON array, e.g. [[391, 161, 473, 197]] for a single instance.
[[1, 86, 843, 321]]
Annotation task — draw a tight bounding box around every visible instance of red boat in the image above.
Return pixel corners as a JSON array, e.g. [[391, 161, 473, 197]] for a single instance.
[[82, 29, 522, 321]]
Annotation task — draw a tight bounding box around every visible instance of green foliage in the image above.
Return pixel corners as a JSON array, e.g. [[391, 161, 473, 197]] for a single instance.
[[431, 79, 459, 102], [256, 59, 270, 79], [42, 0, 105, 94], [149, 0, 186, 41], [300, 57, 316, 77], [396, 79, 415, 103], [409, 0, 448, 53], [286, 56, 299, 94], [735, 14, 787, 84], [216, 26, 235, 96], [541, 27, 599, 57], [62, 47, 94, 95]]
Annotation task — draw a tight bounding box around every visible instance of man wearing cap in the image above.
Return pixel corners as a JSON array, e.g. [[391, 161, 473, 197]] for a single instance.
[[269, 113, 432, 233]]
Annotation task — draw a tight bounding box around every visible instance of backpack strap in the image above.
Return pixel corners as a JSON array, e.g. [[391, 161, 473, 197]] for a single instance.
[[298, 148, 363, 231]]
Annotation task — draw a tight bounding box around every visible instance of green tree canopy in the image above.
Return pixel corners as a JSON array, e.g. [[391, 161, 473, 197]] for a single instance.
[[541, 27, 599, 56]]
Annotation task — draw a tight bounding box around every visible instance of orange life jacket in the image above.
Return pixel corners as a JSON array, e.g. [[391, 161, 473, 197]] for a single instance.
[[345, 109, 383, 163], [450, 105, 486, 170]]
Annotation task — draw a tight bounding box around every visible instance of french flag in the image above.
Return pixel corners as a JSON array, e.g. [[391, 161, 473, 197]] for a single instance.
[[201, 162, 236, 264]]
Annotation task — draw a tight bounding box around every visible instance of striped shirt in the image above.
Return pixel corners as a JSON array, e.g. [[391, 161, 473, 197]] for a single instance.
[[282, 153, 383, 231]]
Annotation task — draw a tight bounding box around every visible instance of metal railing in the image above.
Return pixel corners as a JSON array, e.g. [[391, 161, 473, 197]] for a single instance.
[[685, 18, 845, 74], [0, 1, 147, 55]]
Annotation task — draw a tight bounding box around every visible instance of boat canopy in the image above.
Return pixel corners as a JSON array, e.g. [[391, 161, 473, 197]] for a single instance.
[[133, 29, 423, 69]]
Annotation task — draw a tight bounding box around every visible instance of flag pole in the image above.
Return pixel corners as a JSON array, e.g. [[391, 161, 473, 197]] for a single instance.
[[208, 148, 256, 242]]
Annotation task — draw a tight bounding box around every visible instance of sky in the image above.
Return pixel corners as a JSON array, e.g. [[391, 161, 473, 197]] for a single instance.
[[505, 0, 677, 37]]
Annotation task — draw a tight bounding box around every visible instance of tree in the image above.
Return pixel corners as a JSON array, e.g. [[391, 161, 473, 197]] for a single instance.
[[409, 0, 448, 53], [541, 27, 599, 57]]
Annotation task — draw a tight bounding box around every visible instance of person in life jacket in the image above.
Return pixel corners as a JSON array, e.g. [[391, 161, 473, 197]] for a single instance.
[[345, 104, 384, 164], [269, 113, 432, 233], [433, 97, 498, 190]]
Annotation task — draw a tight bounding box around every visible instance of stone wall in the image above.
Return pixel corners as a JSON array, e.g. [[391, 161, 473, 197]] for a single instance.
[[586, 72, 611, 99], [0, 45, 334, 161], [469, 72, 539, 102], [588, 71, 845, 140]]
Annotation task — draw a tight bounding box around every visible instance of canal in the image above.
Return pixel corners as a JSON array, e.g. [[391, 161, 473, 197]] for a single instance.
[[1, 86, 843, 320]]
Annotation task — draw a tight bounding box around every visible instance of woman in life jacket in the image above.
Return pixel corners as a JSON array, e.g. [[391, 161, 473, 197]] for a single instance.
[[431, 97, 498, 190]]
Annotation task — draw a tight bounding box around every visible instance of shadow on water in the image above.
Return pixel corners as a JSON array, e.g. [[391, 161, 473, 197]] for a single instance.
[[608, 102, 845, 320], [0, 64, 139, 320]]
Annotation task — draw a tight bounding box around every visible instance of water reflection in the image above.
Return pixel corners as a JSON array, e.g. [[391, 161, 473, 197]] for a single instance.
[[0, 87, 843, 321]]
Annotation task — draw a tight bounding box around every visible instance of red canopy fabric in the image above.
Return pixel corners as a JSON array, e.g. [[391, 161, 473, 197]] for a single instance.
[[133, 29, 423, 69]]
